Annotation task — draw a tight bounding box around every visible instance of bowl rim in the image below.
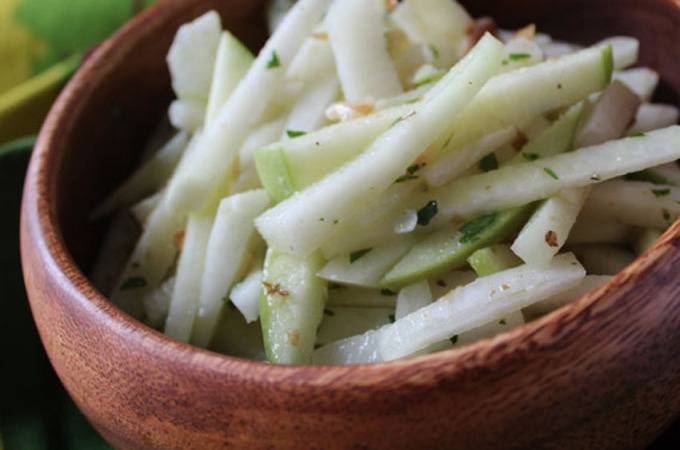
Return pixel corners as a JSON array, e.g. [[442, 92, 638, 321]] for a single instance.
[[20, 0, 680, 389]]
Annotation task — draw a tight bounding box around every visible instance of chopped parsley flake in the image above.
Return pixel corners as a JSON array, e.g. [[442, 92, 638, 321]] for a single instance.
[[395, 174, 419, 183], [388, 314, 396, 323], [349, 248, 373, 263], [652, 188, 671, 198], [266, 51, 281, 69], [450, 335, 458, 345], [381, 289, 397, 296], [501, 59, 509, 66], [630, 132, 646, 138], [479, 153, 499, 172], [408, 163, 424, 174], [509, 53, 531, 61], [417, 200, 439, 226], [543, 167, 560, 180], [286, 129, 306, 138], [522, 152, 540, 161], [459, 213, 497, 244], [120, 276, 147, 290], [624, 170, 671, 185]]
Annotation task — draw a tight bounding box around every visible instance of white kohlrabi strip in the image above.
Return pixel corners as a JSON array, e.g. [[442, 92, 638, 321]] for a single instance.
[[165, 0, 332, 214], [395, 280, 432, 320], [192, 190, 271, 347], [164, 213, 214, 342], [597, 36, 639, 70], [143, 277, 175, 329], [455, 310, 524, 346], [130, 191, 163, 225], [431, 126, 680, 226], [93, 131, 189, 218], [111, 195, 186, 318], [390, 0, 472, 69], [629, 103, 679, 134], [229, 267, 264, 323], [581, 180, 680, 229], [167, 11, 221, 104], [613, 68, 659, 101], [523, 275, 611, 319], [422, 127, 516, 187], [256, 34, 505, 255], [312, 328, 383, 365], [283, 75, 339, 135], [378, 253, 586, 361], [317, 238, 415, 288], [168, 99, 205, 132], [512, 80, 640, 267]]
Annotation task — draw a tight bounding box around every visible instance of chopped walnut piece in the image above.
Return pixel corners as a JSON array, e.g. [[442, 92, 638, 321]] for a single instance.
[[326, 100, 375, 122], [545, 230, 559, 247]]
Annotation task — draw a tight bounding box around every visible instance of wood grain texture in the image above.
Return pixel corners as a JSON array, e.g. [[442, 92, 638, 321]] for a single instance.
[[20, 0, 680, 449]]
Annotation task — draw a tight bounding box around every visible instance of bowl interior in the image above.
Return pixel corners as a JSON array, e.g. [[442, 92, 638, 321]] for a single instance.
[[56, 0, 680, 308]]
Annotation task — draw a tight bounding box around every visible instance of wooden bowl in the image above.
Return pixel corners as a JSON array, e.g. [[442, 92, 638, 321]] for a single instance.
[[20, 0, 680, 449]]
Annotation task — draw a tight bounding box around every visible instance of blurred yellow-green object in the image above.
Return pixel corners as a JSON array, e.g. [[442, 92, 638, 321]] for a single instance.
[[0, 0, 155, 144]]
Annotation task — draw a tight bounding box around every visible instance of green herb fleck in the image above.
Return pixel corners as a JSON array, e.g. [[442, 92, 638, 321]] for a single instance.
[[509, 53, 531, 61], [286, 129, 306, 138], [652, 188, 671, 198], [630, 132, 646, 138], [417, 200, 438, 226], [459, 213, 497, 244], [395, 174, 419, 183], [479, 153, 499, 172], [388, 314, 396, 323], [381, 289, 397, 296], [408, 163, 424, 174], [324, 309, 335, 317], [450, 335, 458, 345], [522, 152, 540, 161], [499, 319, 507, 325], [349, 248, 373, 263], [120, 276, 147, 290], [428, 44, 440, 60], [543, 167, 560, 180], [501, 59, 509, 66], [266, 51, 281, 69]]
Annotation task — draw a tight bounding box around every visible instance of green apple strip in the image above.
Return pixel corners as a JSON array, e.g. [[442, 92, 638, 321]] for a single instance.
[[435, 44, 613, 155], [255, 103, 414, 202], [390, 0, 472, 69], [164, 213, 214, 342], [629, 103, 679, 134], [164, 0, 332, 214], [259, 249, 327, 364], [597, 36, 638, 70], [395, 281, 432, 320], [92, 131, 189, 218], [110, 196, 186, 319], [467, 244, 522, 277], [581, 180, 680, 229], [192, 190, 271, 347], [512, 81, 640, 267], [327, 286, 398, 309], [205, 31, 254, 126], [316, 238, 415, 288], [378, 253, 585, 361], [256, 34, 505, 255], [430, 126, 680, 227], [327, 0, 402, 100], [316, 307, 393, 347]]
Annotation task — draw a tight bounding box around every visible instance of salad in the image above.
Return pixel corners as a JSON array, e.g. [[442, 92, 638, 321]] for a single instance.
[[94, 0, 680, 365]]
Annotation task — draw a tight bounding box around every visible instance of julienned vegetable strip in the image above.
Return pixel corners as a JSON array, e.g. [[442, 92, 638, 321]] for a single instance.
[[430, 126, 680, 227], [165, 0, 333, 214], [256, 34, 505, 255]]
